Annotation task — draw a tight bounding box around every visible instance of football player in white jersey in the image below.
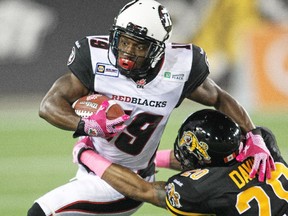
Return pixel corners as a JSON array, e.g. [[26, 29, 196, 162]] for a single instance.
[[28, 0, 275, 215]]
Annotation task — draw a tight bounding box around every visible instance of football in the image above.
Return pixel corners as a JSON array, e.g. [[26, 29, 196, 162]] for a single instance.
[[72, 94, 125, 119]]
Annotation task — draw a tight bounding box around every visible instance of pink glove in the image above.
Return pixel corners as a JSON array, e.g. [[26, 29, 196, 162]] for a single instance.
[[72, 136, 94, 164], [82, 100, 129, 138], [236, 131, 276, 182]]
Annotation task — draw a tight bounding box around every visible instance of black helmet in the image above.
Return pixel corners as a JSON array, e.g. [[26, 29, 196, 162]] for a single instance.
[[174, 109, 242, 169], [108, 0, 172, 79]]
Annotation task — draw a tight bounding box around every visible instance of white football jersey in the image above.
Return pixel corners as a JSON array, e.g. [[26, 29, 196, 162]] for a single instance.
[[68, 35, 210, 171]]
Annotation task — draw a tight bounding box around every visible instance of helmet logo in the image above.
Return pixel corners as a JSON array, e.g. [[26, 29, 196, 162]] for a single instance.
[[158, 6, 172, 32], [179, 131, 211, 161]]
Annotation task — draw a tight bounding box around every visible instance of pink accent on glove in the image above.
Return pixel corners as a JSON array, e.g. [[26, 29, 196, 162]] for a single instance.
[[80, 150, 112, 178], [72, 136, 94, 164], [82, 100, 129, 138], [236, 131, 276, 182], [155, 150, 172, 168]]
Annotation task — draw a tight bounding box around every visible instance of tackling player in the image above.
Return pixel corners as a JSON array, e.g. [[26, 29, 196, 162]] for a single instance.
[[28, 0, 275, 215], [75, 109, 288, 215]]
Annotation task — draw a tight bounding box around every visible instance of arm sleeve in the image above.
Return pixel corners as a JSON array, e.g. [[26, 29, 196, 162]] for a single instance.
[[165, 174, 211, 215], [67, 37, 95, 90], [175, 45, 210, 107]]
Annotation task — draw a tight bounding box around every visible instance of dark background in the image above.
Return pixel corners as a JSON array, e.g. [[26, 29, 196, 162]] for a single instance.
[[1, 0, 287, 112], [0, 0, 130, 94]]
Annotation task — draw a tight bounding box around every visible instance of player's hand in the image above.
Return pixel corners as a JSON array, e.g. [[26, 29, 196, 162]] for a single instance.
[[236, 129, 276, 182], [82, 100, 129, 138], [72, 136, 94, 164]]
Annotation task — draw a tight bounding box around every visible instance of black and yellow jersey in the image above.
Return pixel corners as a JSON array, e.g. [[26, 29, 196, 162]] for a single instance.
[[165, 128, 288, 216]]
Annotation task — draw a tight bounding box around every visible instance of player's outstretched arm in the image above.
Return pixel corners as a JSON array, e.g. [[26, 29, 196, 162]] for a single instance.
[[73, 138, 167, 208], [102, 163, 167, 208]]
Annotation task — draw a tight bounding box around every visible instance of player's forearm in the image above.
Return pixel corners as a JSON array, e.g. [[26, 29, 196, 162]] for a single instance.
[[151, 182, 167, 208], [102, 163, 166, 208], [156, 150, 182, 170], [77, 144, 167, 207], [215, 89, 255, 133], [169, 151, 182, 170]]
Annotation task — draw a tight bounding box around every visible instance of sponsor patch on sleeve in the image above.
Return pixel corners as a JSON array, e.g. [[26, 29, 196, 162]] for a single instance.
[[95, 63, 119, 77]]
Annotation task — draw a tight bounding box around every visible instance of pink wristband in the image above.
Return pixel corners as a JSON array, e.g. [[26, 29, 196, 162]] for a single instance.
[[155, 149, 172, 168], [80, 150, 112, 178]]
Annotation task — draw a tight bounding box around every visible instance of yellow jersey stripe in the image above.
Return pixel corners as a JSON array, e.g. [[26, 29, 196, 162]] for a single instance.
[[165, 197, 216, 216]]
